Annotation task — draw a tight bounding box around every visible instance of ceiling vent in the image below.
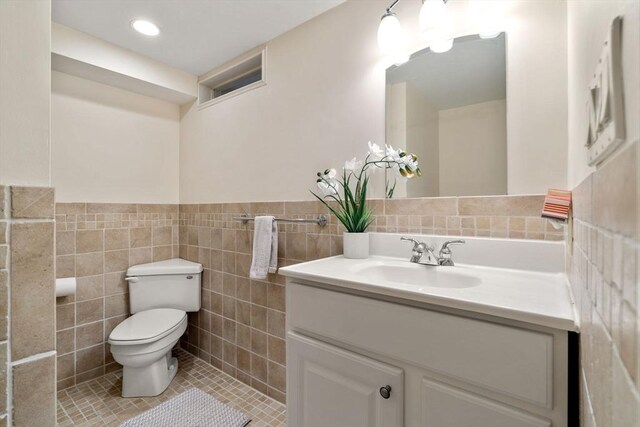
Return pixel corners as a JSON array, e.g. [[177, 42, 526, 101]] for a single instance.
[[198, 46, 266, 108]]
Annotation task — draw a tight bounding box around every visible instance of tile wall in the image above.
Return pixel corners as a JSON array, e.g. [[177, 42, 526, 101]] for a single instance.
[[45, 150, 639, 421], [177, 194, 558, 403], [0, 188, 6, 425], [54, 203, 179, 390], [566, 141, 639, 426], [0, 186, 57, 426]]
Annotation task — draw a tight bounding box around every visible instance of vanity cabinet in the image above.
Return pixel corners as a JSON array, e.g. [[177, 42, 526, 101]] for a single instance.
[[288, 332, 404, 427], [286, 280, 570, 427]]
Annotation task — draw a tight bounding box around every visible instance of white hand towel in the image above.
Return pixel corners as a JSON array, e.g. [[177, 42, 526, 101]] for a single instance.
[[250, 216, 278, 279]]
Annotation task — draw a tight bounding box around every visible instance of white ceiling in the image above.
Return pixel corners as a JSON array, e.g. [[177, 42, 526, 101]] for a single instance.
[[387, 34, 506, 110], [52, 0, 345, 76]]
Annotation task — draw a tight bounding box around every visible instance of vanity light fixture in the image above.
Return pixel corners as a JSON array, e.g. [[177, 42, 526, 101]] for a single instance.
[[377, 0, 409, 65], [419, 0, 453, 52], [479, 31, 501, 39], [131, 19, 160, 36], [379, 0, 454, 57], [429, 37, 454, 53], [468, 0, 502, 39]]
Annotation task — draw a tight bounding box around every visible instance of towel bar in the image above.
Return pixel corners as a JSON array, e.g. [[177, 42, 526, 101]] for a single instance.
[[233, 214, 327, 227]]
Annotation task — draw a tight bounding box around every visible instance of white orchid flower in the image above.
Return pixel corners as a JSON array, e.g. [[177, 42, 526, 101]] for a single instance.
[[322, 168, 337, 179], [402, 155, 418, 170], [311, 141, 423, 232], [385, 144, 402, 163], [368, 141, 384, 161], [398, 154, 420, 178], [344, 157, 363, 173], [317, 180, 338, 196]]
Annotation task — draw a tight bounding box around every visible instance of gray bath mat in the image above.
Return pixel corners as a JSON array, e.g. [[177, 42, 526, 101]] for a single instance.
[[119, 387, 251, 427]]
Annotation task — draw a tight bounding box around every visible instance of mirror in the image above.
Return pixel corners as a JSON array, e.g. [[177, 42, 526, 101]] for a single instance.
[[385, 33, 507, 198]]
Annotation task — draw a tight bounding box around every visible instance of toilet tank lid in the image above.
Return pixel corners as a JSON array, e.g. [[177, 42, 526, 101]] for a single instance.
[[127, 258, 203, 276]]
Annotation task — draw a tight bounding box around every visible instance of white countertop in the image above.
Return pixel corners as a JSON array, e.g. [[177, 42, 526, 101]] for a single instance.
[[280, 255, 578, 332]]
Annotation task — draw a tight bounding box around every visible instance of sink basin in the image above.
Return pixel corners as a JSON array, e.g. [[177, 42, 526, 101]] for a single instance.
[[279, 236, 577, 331], [350, 259, 482, 289]]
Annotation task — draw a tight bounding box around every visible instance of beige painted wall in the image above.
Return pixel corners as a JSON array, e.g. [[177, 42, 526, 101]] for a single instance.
[[180, 0, 388, 203], [179, 0, 568, 203], [500, 0, 567, 194], [0, 0, 51, 186], [51, 71, 180, 203], [388, 95, 506, 197], [567, 0, 640, 188], [386, 82, 409, 198], [406, 82, 439, 198], [386, 81, 439, 198], [52, 23, 198, 104], [439, 99, 507, 196]]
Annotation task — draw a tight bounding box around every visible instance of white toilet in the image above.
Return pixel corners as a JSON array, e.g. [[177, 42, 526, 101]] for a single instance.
[[108, 258, 203, 397]]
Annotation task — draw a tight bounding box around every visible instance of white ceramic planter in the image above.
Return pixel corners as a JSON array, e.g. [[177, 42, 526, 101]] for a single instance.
[[343, 232, 370, 259]]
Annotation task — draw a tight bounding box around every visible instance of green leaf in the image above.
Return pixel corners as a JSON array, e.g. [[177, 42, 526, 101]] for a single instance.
[[386, 178, 397, 198], [310, 169, 377, 233], [310, 191, 349, 229]]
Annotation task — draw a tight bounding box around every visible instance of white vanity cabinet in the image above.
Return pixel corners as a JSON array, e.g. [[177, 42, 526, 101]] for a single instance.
[[286, 280, 571, 427], [288, 332, 404, 427]]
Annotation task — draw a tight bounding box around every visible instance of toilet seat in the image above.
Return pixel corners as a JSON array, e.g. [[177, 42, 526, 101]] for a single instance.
[[109, 308, 186, 346]]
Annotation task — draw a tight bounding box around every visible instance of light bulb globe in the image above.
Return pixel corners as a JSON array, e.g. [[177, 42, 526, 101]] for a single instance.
[[377, 13, 403, 55], [419, 0, 448, 37], [430, 38, 453, 53]]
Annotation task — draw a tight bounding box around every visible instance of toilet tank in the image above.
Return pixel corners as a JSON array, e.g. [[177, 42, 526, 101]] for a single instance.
[[126, 258, 203, 314]]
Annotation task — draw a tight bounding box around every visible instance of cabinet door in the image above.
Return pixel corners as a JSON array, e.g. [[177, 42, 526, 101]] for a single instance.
[[421, 378, 551, 427], [288, 332, 403, 427]]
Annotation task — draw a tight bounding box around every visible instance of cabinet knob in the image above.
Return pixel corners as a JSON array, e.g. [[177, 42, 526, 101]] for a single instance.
[[379, 385, 392, 399]]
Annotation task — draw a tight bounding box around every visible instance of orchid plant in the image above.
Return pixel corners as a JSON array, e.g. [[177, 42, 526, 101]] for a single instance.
[[312, 142, 422, 233]]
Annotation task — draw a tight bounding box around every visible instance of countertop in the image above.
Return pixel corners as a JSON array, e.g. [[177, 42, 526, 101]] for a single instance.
[[280, 255, 579, 332]]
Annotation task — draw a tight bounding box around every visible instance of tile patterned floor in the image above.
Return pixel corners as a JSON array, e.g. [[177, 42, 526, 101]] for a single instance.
[[57, 349, 286, 427]]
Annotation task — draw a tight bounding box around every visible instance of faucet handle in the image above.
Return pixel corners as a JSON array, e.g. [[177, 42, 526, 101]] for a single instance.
[[401, 237, 432, 252], [401, 237, 421, 253], [439, 240, 465, 255], [402, 237, 431, 264], [400, 237, 420, 246], [437, 240, 465, 266]]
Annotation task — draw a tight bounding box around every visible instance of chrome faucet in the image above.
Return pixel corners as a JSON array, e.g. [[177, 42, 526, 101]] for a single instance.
[[437, 240, 466, 266], [401, 237, 465, 266], [400, 237, 439, 265]]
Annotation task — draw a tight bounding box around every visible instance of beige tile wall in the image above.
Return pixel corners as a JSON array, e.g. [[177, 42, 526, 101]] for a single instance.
[[54, 203, 179, 390], [566, 141, 639, 426], [177, 194, 558, 403], [0, 187, 6, 424], [1, 186, 57, 426]]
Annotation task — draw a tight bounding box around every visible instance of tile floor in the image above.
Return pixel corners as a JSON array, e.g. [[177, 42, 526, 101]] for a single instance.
[[57, 349, 286, 426]]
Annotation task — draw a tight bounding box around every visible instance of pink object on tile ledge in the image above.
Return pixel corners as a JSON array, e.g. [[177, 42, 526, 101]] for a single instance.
[[541, 189, 572, 221]]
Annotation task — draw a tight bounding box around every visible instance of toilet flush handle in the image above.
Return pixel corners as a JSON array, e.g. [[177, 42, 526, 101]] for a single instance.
[[125, 277, 139, 283]]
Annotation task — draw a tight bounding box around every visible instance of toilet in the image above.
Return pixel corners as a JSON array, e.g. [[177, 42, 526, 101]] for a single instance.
[[108, 258, 203, 397]]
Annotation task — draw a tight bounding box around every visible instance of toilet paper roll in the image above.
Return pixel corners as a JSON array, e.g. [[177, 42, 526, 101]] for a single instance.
[[55, 277, 76, 297]]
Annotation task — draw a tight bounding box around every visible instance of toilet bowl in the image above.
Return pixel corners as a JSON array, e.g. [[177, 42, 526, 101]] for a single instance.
[[108, 258, 202, 397], [108, 308, 188, 397]]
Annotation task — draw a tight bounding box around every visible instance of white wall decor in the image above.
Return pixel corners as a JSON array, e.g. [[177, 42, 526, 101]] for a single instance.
[[585, 16, 625, 166]]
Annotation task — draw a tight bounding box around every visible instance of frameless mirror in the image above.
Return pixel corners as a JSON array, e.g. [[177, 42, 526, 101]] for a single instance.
[[385, 33, 507, 198]]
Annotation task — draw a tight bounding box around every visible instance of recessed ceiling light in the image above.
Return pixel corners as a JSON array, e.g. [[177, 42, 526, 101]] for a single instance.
[[131, 19, 160, 36]]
